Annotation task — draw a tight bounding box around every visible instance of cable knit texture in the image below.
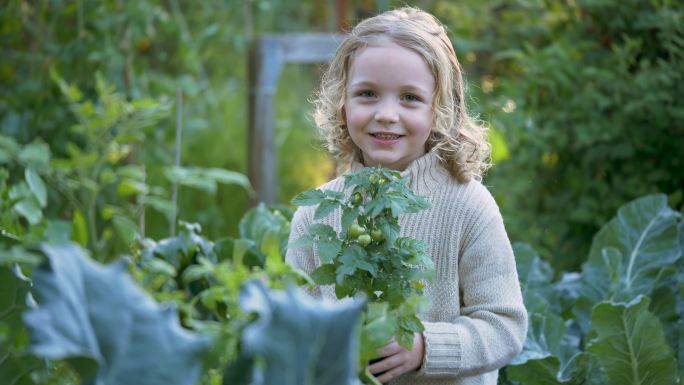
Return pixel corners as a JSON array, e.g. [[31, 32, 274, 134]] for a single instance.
[[286, 151, 527, 385]]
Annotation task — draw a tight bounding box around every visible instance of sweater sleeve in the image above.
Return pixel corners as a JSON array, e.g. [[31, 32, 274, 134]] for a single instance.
[[285, 206, 322, 298], [417, 191, 528, 378]]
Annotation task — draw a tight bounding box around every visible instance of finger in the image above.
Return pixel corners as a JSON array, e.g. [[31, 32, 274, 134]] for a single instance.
[[376, 364, 408, 384], [377, 341, 402, 357], [367, 354, 401, 375]]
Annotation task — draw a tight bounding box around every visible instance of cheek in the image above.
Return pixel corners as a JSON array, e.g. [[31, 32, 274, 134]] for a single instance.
[[344, 105, 364, 132], [408, 112, 434, 137]]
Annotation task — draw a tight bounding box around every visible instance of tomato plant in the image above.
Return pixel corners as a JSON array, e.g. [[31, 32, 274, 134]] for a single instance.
[[291, 167, 434, 383]]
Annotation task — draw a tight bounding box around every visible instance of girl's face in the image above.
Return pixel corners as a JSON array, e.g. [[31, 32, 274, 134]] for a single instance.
[[344, 41, 435, 171]]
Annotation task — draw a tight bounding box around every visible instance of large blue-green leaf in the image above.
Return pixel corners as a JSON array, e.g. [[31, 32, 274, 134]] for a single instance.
[[588, 296, 678, 385], [510, 243, 585, 384], [514, 243, 555, 313], [650, 286, 680, 356], [507, 310, 579, 384], [510, 312, 566, 366], [22, 243, 211, 385], [0, 265, 41, 385], [507, 356, 564, 385], [229, 280, 363, 385], [575, 194, 681, 332]]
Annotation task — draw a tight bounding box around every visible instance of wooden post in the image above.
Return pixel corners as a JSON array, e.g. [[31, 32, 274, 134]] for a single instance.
[[247, 33, 345, 205]]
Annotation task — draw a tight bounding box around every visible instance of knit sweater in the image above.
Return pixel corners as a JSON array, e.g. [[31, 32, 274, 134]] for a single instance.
[[285, 151, 527, 385]]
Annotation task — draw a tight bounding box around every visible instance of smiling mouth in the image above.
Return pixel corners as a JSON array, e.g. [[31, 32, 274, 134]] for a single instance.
[[370, 133, 403, 140]]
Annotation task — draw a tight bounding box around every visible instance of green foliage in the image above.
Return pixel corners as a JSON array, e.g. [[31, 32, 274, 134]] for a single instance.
[[23, 243, 212, 385], [467, 0, 684, 272], [574, 194, 681, 332], [0, 265, 46, 385], [7, 207, 361, 385], [132, 209, 314, 385], [292, 167, 433, 381], [502, 194, 683, 385]]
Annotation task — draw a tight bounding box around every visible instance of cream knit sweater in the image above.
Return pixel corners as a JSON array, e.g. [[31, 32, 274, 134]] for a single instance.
[[285, 151, 527, 385]]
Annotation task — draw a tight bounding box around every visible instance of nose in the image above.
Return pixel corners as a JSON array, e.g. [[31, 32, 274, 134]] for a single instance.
[[374, 99, 399, 124]]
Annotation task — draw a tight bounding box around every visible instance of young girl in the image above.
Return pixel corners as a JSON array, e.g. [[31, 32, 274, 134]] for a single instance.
[[286, 7, 527, 385]]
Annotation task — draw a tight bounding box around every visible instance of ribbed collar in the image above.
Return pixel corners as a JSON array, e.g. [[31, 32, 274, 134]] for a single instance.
[[349, 151, 451, 195]]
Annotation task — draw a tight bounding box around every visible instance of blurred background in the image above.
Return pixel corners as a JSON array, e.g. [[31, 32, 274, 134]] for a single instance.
[[1, 0, 682, 274]]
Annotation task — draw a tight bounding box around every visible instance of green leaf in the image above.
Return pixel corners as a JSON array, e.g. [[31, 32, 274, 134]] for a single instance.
[[338, 244, 375, 277], [14, 196, 42, 225], [203, 168, 253, 192], [318, 236, 342, 264], [164, 166, 216, 193], [0, 134, 19, 164], [0, 246, 42, 266], [116, 165, 145, 180], [309, 223, 335, 238], [396, 328, 414, 350], [0, 265, 43, 385], [0, 264, 31, 331], [239, 204, 290, 260], [71, 209, 88, 247], [575, 194, 682, 332], [117, 179, 149, 196], [649, 286, 680, 355], [515, 243, 554, 293], [511, 312, 566, 365], [291, 189, 326, 206], [24, 169, 47, 208], [289, 234, 314, 249], [341, 206, 360, 235], [399, 314, 424, 333], [588, 296, 678, 385], [112, 215, 138, 245], [141, 257, 177, 277], [507, 356, 565, 385], [18, 140, 50, 168], [235, 280, 363, 385], [314, 199, 340, 220], [144, 196, 175, 220], [360, 304, 397, 361], [182, 264, 210, 283], [311, 264, 336, 285], [23, 243, 211, 385], [309, 223, 342, 263]]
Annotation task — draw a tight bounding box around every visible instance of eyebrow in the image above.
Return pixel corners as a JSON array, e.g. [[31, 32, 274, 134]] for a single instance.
[[348, 81, 432, 96]]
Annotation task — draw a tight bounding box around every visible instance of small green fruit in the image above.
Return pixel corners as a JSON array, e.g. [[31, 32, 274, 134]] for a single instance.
[[349, 223, 366, 238], [352, 192, 363, 205], [370, 228, 384, 241], [357, 234, 372, 247]]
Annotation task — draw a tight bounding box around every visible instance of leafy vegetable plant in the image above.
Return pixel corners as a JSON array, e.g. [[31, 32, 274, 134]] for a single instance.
[[503, 194, 683, 385], [291, 167, 434, 382]]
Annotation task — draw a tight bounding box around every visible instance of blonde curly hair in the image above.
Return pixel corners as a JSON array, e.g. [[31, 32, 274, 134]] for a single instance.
[[312, 7, 491, 183]]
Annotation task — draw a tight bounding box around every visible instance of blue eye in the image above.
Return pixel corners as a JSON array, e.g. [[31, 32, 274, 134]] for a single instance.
[[359, 90, 375, 98], [403, 94, 420, 102]]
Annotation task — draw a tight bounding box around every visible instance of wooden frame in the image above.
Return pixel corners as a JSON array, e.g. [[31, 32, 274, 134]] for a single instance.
[[247, 33, 346, 204]]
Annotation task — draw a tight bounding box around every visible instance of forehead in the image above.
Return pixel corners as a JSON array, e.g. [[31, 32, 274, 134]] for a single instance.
[[347, 41, 435, 90]]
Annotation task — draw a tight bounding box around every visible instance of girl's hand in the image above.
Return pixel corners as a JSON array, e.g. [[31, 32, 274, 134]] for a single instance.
[[367, 333, 424, 383]]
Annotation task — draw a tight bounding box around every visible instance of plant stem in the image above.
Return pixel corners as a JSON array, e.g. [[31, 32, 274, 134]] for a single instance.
[[359, 366, 382, 385], [170, 87, 183, 236]]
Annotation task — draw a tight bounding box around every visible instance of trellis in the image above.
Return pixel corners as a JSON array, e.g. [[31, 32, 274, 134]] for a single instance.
[[247, 33, 345, 204]]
